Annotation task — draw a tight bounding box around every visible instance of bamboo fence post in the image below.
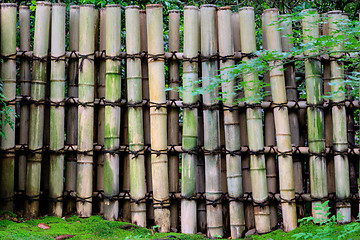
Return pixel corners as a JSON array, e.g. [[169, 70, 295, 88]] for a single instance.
[[97, 7, 106, 215], [77, 4, 95, 217], [125, 5, 147, 227], [25, 1, 51, 217], [218, 7, 245, 238], [49, 3, 66, 217], [263, 9, 297, 231], [181, 6, 199, 234], [121, 109, 131, 223], [19, 5, 31, 193], [103, 4, 121, 221], [140, 9, 154, 225], [65, 5, 79, 214], [261, 13, 278, 230], [0, 3, 17, 211], [302, 9, 328, 219], [280, 14, 304, 218], [200, 5, 223, 238], [239, 7, 270, 233], [146, 4, 170, 231], [328, 11, 351, 223], [168, 9, 180, 231]]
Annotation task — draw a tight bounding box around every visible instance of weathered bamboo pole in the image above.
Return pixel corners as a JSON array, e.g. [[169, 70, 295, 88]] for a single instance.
[[263, 9, 297, 232], [65, 5, 79, 214], [239, 7, 270, 233], [200, 5, 223, 238], [77, 4, 95, 217], [218, 7, 245, 238], [25, 1, 51, 217], [0, 3, 17, 211], [19, 5, 31, 193], [97, 7, 106, 215], [103, 4, 121, 221], [302, 9, 328, 219], [181, 6, 199, 234], [125, 5, 147, 227], [146, 4, 170, 231], [328, 11, 351, 223], [168, 9, 180, 231], [232, 11, 255, 231], [121, 108, 131, 223], [49, 3, 66, 217], [261, 12, 278, 230], [280, 14, 304, 218]]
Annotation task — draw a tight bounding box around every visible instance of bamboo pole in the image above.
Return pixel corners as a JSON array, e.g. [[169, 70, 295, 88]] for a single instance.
[[200, 5, 223, 238], [77, 4, 95, 217], [0, 3, 17, 211], [103, 4, 121, 221], [146, 4, 170, 232], [218, 7, 245, 238], [168, 9, 180, 231], [140, 9, 154, 225], [181, 6, 199, 234], [263, 9, 297, 232], [19, 5, 31, 193], [125, 5, 147, 227], [26, 1, 51, 217], [328, 11, 351, 223], [65, 5, 79, 214], [239, 7, 270, 233], [121, 109, 131, 223], [261, 12, 278, 230], [49, 3, 66, 217], [97, 7, 106, 215], [280, 14, 304, 218], [302, 9, 328, 219]]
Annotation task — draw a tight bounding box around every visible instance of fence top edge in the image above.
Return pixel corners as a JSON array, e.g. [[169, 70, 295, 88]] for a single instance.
[[36, 1, 52, 7], [80, 4, 95, 8], [125, 5, 140, 10], [263, 8, 279, 13], [184, 6, 199, 10], [169, 9, 180, 13], [146, 4, 162, 9], [327, 10, 343, 15], [200, 4, 217, 9], [52, 3, 66, 7], [218, 6, 232, 11], [0, 3, 17, 7], [106, 4, 122, 8], [70, 5, 80, 9], [239, 7, 254, 11], [19, 5, 29, 9]]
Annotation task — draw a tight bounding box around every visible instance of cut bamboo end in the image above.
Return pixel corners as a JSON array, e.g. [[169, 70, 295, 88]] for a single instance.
[[70, 5, 80, 9], [80, 4, 95, 8], [0, 3, 17, 7], [184, 6, 198, 10], [125, 5, 140, 9], [36, 1, 52, 6], [146, 4, 162, 8], [218, 6, 231, 10], [200, 4, 217, 8], [52, 3, 65, 7], [19, 5, 29, 9], [107, 4, 122, 8]]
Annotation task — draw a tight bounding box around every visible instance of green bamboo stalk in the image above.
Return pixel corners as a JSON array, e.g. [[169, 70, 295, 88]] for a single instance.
[[200, 4, 223, 238], [77, 4, 95, 218], [49, 3, 66, 217], [302, 9, 328, 220], [26, 1, 51, 217], [19, 5, 31, 193], [181, 5, 199, 234], [146, 4, 170, 232], [239, 7, 270, 233], [65, 5, 79, 214], [103, 4, 121, 221], [125, 5, 147, 227], [263, 9, 297, 232], [328, 11, 351, 223], [168, 9, 180, 231], [0, 3, 17, 211], [217, 6, 245, 238]]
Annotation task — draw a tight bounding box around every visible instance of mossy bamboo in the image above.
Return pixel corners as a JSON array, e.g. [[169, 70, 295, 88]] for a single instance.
[[146, 4, 170, 232], [239, 7, 270, 233], [103, 4, 121, 221], [49, 3, 66, 217], [200, 5, 223, 238], [218, 7, 245, 238], [263, 9, 297, 232], [125, 5, 147, 227], [168, 9, 180, 231], [0, 3, 17, 211], [328, 11, 351, 223], [65, 5, 79, 214], [302, 9, 328, 219], [19, 5, 31, 193], [77, 4, 95, 217], [181, 6, 199, 234], [26, 1, 51, 217]]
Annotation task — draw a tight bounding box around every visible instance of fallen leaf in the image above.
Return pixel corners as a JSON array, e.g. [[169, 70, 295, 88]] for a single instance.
[[55, 234, 75, 240], [38, 223, 50, 230]]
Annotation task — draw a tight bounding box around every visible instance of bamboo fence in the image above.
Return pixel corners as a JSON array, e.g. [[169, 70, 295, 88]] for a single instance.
[[1, 2, 360, 238]]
